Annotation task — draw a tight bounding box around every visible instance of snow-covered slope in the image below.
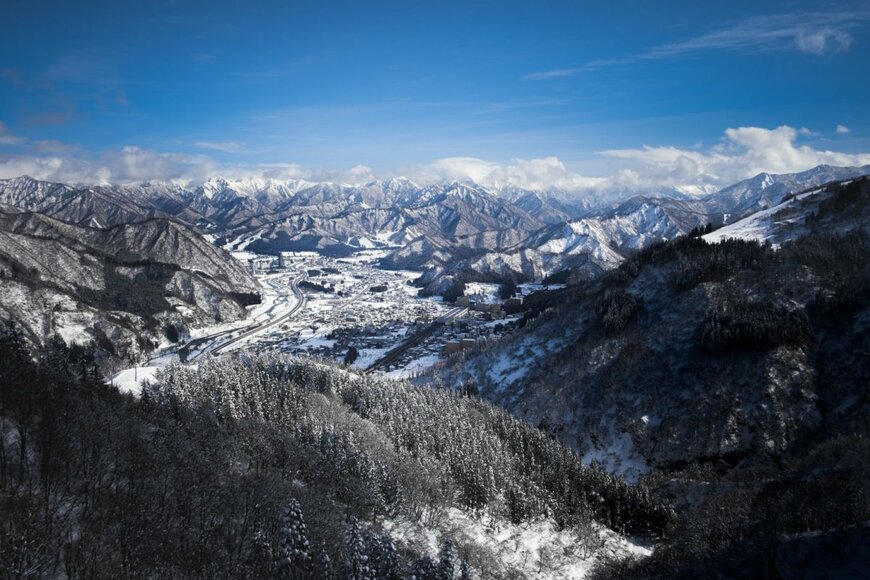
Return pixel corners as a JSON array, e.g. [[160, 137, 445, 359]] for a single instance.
[[704, 176, 870, 247], [0, 208, 260, 360], [431, 176, 870, 480], [702, 164, 870, 219]]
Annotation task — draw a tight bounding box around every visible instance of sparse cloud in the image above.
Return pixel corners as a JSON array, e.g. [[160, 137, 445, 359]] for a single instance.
[[0, 122, 26, 146], [643, 13, 858, 58], [193, 141, 245, 154], [527, 8, 868, 80], [836, 124, 851, 134]]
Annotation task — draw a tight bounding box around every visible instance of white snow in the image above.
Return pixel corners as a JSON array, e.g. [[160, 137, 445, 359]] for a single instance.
[[110, 366, 160, 396], [582, 425, 650, 484], [703, 184, 828, 247], [383, 507, 651, 580]]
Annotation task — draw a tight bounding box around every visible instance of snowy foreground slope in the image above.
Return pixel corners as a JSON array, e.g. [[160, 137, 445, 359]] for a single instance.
[[0, 337, 672, 579], [702, 180, 832, 246]]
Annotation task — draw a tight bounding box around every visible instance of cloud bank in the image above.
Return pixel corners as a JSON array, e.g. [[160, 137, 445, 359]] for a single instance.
[[0, 125, 867, 196], [598, 125, 870, 191]]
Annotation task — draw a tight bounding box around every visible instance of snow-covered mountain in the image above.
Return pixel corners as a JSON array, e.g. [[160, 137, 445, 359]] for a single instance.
[[2, 164, 869, 294], [702, 164, 870, 218], [0, 207, 260, 361]]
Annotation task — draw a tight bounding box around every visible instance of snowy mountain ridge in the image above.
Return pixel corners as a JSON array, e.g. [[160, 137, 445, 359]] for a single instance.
[[2, 164, 869, 295]]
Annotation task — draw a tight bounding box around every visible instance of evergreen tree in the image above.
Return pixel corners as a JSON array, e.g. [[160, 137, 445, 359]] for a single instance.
[[458, 559, 473, 580], [276, 499, 311, 578], [316, 545, 335, 580], [436, 538, 455, 580], [344, 516, 372, 580], [368, 531, 399, 580], [408, 555, 436, 580]]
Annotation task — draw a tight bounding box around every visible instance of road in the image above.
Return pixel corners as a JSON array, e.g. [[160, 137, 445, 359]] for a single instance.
[[179, 273, 306, 361], [209, 276, 306, 356], [365, 307, 467, 373]]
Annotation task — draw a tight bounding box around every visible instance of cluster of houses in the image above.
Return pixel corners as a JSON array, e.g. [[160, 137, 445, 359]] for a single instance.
[[453, 294, 523, 317], [247, 256, 275, 274], [441, 294, 524, 355], [247, 251, 324, 274]]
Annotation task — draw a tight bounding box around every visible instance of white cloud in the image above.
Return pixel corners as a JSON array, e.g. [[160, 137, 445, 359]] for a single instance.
[[1, 125, 868, 196], [407, 156, 606, 192], [193, 141, 245, 153], [599, 125, 870, 190], [648, 14, 858, 58], [836, 124, 851, 134], [0, 144, 365, 186], [347, 164, 375, 181], [794, 27, 852, 54]]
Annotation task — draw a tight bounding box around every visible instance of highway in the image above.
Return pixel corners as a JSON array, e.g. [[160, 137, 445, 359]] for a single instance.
[[180, 273, 306, 361], [365, 306, 467, 373]]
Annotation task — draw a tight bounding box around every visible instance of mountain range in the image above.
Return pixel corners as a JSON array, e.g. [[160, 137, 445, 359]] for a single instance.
[[1, 163, 869, 362], [2, 164, 868, 295], [1, 167, 868, 578]]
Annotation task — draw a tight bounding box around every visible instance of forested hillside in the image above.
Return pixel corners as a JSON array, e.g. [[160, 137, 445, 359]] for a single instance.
[[436, 177, 870, 474], [433, 178, 870, 577], [0, 329, 670, 579]]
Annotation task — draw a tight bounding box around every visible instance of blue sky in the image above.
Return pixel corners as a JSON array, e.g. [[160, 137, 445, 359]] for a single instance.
[[1, 0, 869, 190]]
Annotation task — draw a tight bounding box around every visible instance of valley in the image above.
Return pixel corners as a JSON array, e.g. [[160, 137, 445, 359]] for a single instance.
[[3, 169, 869, 580], [3, 3, 869, 577], [134, 249, 529, 390]]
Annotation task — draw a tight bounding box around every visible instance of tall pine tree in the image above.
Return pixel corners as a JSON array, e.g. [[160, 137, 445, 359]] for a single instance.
[[275, 499, 312, 578]]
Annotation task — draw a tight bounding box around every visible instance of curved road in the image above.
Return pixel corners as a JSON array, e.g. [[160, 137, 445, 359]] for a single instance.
[[181, 273, 306, 361], [209, 276, 306, 356]]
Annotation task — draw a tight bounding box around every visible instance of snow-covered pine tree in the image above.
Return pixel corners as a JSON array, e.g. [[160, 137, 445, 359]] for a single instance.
[[344, 515, 372, 580], [316, 544, 335, 580], [275, 499, 311, 578], [436, 537, 455, 580], [367, 530, 399, 580], [458, 559, 473, 580], [407, 555, 436, 580]]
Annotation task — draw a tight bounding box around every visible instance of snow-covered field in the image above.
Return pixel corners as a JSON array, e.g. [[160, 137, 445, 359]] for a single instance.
[[110, 366, 160, 396]]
